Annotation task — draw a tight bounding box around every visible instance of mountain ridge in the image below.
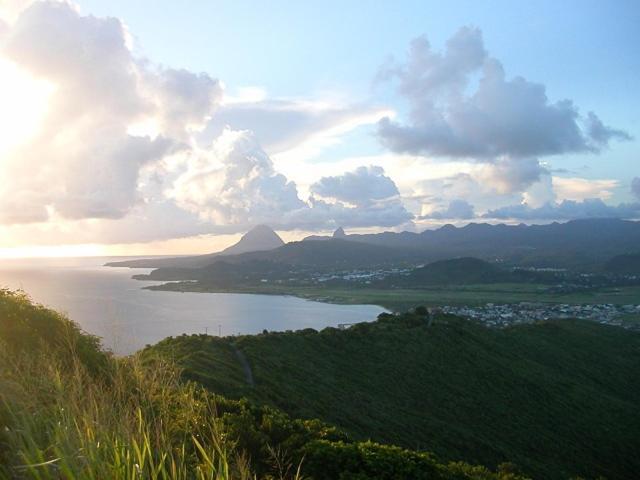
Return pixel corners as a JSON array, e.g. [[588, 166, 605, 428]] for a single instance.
[[109, 218, 640, 271]]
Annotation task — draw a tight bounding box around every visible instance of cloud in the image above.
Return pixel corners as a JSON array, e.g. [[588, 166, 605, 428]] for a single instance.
[[0, 0, 34, 23], [1, 128, 414, 239], [522, 174, 556, 208], [306, 165, 413, 228], [378, 27, 630, 160], [485, 198, 640, 221], [170, 135, 413, 231], [422, 199, 475, 220], [149, 67, 223, 141], [585, 112, 633, 146], [202, 99, 387, 156], [310, 165, 400, 206], [1, 4, 633, 247], [0, 1, 415, 242], [632, 177, 640, 201], [552, 177, 618, 202], [0, 1, 190, 223], [0, 18, 7, 39], [477, 157, 547, 194], [376, 27, 630, 200], [286, 197, 413, 230], [168, 129, 306, 227]]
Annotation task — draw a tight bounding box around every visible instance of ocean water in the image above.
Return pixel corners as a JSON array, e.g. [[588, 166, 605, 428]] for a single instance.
[[0, 257, 385, 355]]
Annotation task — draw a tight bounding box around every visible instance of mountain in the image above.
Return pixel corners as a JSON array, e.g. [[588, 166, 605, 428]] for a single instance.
[[603, 253, 640, 275], [144, 311, 640, 480], [111, 218, 640, 275], [217, 224, 284, 255], [105, 225, 284, 268], [303, 227, 348, 242], [314, 219, 640, 269], [402, 257, 513, 285], [136, 238, 431, 282], [332, 226, 347, 238]]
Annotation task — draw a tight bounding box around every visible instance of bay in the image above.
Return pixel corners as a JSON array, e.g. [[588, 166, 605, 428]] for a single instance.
[[0, 257, 385, 355]]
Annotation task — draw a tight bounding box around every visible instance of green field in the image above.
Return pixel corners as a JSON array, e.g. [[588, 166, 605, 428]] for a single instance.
[[149, 282, 640, 310]]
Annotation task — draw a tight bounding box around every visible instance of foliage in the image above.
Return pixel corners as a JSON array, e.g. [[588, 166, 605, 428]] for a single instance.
[[401, 257, 514, 285], [147, 311, 640, 479], [303, 441, 528, 480]]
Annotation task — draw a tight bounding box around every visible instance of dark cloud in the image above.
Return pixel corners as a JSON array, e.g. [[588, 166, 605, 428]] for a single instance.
[[485, 198, 640, 221], [378, 27, 630, 160], [284, 197, 414, 230], [585, 112, 633, 146], [632, 177, 640, 201]]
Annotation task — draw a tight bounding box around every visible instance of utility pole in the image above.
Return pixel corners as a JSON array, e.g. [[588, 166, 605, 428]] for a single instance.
[[218, 324, 222, 337]]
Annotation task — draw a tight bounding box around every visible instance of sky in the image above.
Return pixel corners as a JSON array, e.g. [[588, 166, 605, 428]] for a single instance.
[[0, 0, 638, 257]]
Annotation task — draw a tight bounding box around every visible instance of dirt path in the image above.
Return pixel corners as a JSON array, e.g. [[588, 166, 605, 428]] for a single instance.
[[231, 345, 255, 387]]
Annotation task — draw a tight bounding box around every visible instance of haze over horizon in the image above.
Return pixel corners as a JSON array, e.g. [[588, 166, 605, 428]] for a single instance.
[[0, 0, 638, 257]]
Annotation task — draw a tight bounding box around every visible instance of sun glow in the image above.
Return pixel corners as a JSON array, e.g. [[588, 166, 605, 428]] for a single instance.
[[0, 58, 54, 155], [0, 244, 107, 259]]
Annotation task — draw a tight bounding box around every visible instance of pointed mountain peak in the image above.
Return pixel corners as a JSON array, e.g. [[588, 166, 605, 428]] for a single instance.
[[333, 227, 347, 238], [246, 224, 279, 237], [220, 225, 284, 256]]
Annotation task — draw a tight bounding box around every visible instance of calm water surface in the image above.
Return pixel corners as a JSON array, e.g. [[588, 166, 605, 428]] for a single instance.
[[0, 257, 385, 355]]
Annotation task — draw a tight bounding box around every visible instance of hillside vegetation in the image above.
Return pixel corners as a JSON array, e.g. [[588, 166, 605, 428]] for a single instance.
[[604, 253, 640, 275], [146, 311, 640, 480], [402, 257, 513, 284], [0, 289, 532, 480]]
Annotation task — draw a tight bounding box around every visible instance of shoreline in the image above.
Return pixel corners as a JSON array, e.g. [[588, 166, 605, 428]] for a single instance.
[[141, 279, 640, 312]]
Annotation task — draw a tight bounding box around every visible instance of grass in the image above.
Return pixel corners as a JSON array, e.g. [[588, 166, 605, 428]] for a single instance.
[[0, 338, 243, 479], [0, 289, 252, 479], [146, 312, 640, 480], [148, 281, 640, 311]]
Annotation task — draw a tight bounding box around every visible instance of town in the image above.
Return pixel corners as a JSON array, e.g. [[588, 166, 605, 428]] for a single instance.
[[441, 302, 640, 331]]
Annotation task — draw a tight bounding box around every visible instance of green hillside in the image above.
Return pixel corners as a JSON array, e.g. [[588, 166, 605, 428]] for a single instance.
[[145, 311, 640, 480], [604, 253, 640, 275], [0, 289, 532, 480], [403, 257, 513, 285]]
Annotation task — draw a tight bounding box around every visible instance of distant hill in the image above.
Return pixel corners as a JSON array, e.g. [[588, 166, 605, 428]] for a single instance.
[[328, 218, 640, 269], [303, 227, 348, 242], [110, 219, 640, 272], [138, 238, 430, 282], [403, 257, 513, 285], [105, 225, 284, 268], [144, 312, 640, 480], [603, 253, 640, 275], [227, 238, 423, 268]]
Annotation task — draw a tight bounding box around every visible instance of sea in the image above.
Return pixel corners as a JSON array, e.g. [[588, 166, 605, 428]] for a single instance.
[[0, 257, 385, 355]]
